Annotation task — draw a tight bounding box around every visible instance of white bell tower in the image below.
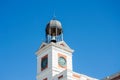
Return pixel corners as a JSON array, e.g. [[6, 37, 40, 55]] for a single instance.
[[35, 18, 98, 80], [36, 19, 74, 80]]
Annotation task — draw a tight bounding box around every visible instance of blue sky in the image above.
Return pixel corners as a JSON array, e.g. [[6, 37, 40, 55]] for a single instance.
[[0, 0, 120, 80]]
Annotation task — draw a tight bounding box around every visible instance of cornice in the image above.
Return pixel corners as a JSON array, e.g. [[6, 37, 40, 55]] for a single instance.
[[36, 42, 74, 56]]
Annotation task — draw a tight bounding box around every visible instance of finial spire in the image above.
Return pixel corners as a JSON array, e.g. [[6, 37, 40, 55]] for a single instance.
[[53, 11, 56, 20]]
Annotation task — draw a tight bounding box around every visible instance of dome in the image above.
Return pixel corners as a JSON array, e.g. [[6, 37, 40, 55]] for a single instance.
[[46, 19, 63, 36], [48, 20, 62, 28]]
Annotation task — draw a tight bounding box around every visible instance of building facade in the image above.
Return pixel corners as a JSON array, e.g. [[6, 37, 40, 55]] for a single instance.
[[36, 18, 98, 80]]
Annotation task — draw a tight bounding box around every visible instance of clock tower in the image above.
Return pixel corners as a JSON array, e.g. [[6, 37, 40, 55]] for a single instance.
[[36, 18, 98, 80]]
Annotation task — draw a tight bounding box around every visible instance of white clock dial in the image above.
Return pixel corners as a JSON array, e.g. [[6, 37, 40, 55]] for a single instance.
[[58, 57, 66, 67]]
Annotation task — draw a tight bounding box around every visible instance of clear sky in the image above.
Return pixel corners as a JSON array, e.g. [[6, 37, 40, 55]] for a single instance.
[[0, 0, 120, 80]]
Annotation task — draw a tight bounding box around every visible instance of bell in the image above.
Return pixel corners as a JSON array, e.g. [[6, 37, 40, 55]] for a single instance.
[[51, 36, 56, 43]]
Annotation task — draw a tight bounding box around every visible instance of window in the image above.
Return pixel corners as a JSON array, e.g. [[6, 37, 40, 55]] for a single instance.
[[41, 55, 48, 71], [58, 75, 63, 79]]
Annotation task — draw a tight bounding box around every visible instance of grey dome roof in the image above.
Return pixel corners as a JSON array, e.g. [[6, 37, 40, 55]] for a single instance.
[[46, 19, 63, 36], [47, 19, 62, 28]]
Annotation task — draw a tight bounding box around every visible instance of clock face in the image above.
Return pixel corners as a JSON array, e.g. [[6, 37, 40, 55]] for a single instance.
[[41, 57, 48, 70], [58, 57, 66, 67]]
